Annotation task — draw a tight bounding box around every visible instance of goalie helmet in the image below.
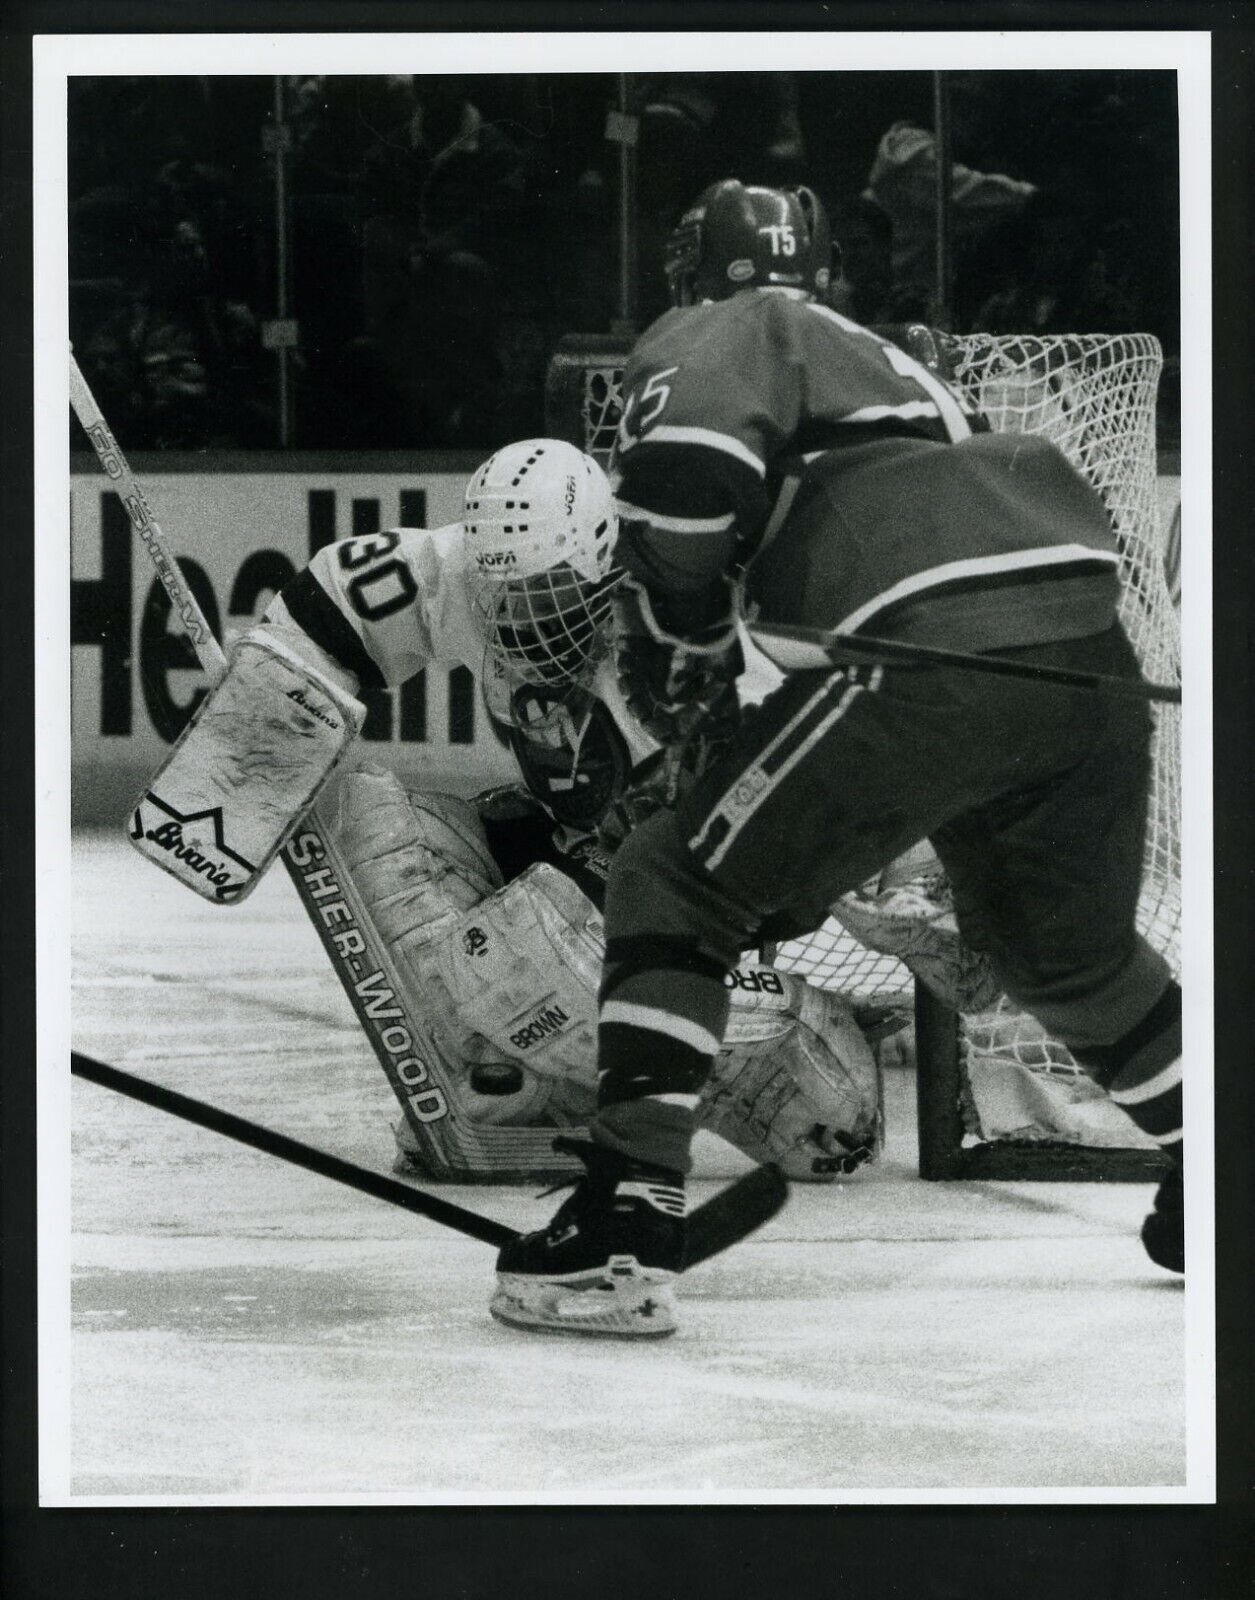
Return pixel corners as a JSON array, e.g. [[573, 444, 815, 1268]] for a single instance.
[[665, 178, 834, 307], [463, 439, 620, 692]]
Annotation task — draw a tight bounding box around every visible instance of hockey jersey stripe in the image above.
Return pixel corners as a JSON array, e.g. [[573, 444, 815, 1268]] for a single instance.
[[1108, 1081, 1181, 1141], [806, 302, 976, 441], [835, 544, 1121, 637], [629, 424, 767, 477], [275, 569, 388, 691], [613, 499, 737, 535], [1108, 1056, 1183, 1106], [805, 301, 886, 343], [701, 676, 874, 872], [1148, 1125, 1183, 1146], [643, 1093, 702, 1111], [839, 400, 940, 425], [600, 936, 729, 1002]]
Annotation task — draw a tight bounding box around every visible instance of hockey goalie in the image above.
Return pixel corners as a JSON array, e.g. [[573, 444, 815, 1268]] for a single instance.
[[131, 438, 888, 1183]]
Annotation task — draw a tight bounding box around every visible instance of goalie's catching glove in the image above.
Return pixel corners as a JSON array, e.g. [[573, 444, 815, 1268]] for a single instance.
[[613, 578, 743, 750]]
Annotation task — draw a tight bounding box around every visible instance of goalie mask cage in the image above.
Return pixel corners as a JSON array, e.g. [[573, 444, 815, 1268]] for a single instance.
[[546, 328, 1179, 1181]]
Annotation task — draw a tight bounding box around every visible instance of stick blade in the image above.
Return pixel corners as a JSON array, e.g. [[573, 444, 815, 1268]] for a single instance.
[[682, 1163, 789, 1270]]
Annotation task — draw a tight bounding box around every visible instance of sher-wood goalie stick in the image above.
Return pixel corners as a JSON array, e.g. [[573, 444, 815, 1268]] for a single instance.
[[72, 1053, 790, 1268], [69, 352, 558, 1184]]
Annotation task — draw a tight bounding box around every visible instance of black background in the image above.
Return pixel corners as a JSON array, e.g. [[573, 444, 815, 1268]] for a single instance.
[[2, 4, 1252, 1597]]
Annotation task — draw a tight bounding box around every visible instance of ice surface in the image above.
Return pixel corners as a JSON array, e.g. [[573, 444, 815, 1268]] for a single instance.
[[64, 831, 1188, 1501]]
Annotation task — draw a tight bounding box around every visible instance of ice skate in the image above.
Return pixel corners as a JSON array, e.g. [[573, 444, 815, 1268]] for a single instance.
[[1141, 1164, 1184, 1274], [490, 1137, 685, 1338]]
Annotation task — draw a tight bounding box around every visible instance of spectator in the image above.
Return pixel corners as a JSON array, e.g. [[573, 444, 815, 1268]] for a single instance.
[[344, 76, 547, 447], [351, 238, 504, 448], [81, 277, 211, 449], [79, 212, 272, 450], [864, 118, 1037, 321], [67, 71, 1180, 449]]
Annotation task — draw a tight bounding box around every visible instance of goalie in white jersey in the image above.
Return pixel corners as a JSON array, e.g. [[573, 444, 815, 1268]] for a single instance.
[[132, 437, 884, 1183]]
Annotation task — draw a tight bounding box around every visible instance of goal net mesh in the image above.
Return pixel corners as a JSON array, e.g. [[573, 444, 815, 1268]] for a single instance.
[[548, 330, 1179, 1155]]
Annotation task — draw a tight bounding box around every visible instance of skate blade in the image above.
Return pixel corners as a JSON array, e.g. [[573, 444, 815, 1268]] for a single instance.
[[490, 1258, 678, 1339]]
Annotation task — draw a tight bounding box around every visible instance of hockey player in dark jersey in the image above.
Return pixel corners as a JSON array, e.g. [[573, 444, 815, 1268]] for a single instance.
[[490, 181, 1183, 1337]]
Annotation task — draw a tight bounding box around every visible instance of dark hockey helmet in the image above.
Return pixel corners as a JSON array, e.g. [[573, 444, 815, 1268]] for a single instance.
[[664, 179, 834, 306]]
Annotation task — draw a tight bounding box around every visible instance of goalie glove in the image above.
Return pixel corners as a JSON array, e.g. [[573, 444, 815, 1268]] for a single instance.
[[612, 578, 743, 750]]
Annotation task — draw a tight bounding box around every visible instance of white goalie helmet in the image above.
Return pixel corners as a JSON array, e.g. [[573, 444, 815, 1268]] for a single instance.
[[463, 438, 620, 690]]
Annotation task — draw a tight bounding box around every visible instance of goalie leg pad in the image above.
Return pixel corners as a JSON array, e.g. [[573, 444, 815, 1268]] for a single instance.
[[705, 968, 883, 1180], [830, 865, 1004, 1014], [411, 869, 884, 1164], [333, 772, 603, 1129], [407, 864, 606, 1127], [328, 767, 503, 950], [129, 634, 365, 902], [326, 770, 576, 1130], [333, 771, 883, 1171]]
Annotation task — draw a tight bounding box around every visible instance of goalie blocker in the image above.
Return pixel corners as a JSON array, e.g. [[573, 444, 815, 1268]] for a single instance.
[[129, 635, 365, 902]]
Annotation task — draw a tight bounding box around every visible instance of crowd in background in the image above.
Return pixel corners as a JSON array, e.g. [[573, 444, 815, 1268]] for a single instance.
[[68, 70, 1181, 453]]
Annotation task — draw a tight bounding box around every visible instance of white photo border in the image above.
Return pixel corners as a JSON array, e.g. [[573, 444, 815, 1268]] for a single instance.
[[35, 26, 1214, 1508]]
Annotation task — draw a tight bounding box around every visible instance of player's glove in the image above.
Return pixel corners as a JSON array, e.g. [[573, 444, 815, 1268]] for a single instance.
[[613, 578, 744, 750]]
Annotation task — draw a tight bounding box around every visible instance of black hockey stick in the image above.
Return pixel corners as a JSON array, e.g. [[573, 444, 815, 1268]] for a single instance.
[[71, 1053, 788, 1266], [751, 621, 1182, 704], [72, 1052, 513, 1245], [684, 1159, 788, 1269]]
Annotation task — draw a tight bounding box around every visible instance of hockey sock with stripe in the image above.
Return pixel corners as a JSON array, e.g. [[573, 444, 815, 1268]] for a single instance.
[[592, 935, 731, 1173], [1072, 981, 1182, 1164]]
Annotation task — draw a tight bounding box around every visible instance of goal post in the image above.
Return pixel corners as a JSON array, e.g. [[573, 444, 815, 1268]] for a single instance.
[[545, 327, 1179, 1183]]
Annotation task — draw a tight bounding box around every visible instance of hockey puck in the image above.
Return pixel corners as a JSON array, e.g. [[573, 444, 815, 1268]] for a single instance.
[[469, 1062, 526, 1096]]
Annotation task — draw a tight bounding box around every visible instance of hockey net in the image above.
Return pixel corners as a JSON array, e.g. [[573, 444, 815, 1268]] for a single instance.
[[546, 329, 1179, 1179]]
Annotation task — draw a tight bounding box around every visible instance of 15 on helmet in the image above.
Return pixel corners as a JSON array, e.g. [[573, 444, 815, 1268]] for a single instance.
[[463, 439, 620, 691], [665, 178, 834, 306]]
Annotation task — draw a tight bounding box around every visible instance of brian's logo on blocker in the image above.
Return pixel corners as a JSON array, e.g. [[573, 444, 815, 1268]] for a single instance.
[[131, 793, 254, 899]]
